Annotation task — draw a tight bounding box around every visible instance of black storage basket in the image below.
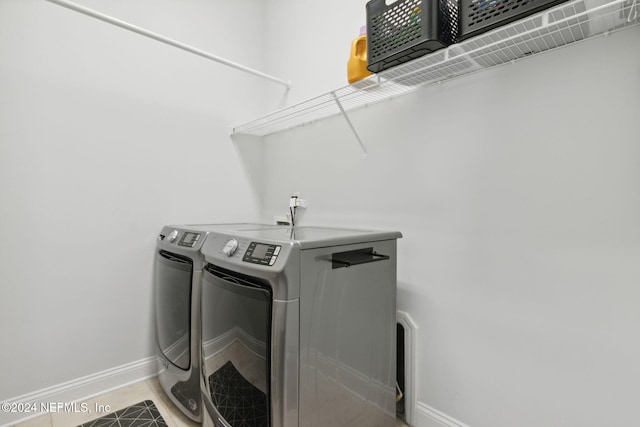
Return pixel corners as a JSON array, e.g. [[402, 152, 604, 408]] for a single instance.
[[459, 0, 569, 40], [366, 0, 459, 73]]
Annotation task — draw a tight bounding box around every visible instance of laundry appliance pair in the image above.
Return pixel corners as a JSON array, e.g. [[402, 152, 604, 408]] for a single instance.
[[154, 223, 401, 427]]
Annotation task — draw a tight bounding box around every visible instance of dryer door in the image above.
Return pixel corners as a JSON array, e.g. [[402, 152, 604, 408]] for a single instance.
[[155, 250, 193, 370], [202, 264, 272, 427]]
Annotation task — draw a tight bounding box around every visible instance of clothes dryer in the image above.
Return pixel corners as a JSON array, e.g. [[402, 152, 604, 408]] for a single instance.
[[199, 226, 402, 427]]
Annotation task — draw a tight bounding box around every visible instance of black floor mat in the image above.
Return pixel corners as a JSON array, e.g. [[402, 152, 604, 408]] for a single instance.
[[208, 361, 268, 427], [78, 400, 167, 427]]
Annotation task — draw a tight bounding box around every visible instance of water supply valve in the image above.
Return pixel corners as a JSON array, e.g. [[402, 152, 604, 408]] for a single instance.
[[289, 194, 307, 226]]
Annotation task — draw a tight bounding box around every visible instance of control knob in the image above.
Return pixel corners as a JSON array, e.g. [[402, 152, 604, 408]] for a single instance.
[[167, 230, 179, 242], [222, 239, 239, 257]]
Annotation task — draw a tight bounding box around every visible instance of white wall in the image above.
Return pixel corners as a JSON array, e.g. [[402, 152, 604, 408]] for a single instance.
[[259, 1, 640, 425], [2, 1, 639, 427], [0, 0, 271, 401], [263, 0, 369, 109]]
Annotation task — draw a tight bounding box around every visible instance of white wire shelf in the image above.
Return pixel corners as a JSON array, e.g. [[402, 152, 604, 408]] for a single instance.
[[232, 0, 639, 137]]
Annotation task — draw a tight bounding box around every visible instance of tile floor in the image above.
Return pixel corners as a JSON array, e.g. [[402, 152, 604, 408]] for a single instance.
[[11, 378, 410, 426]]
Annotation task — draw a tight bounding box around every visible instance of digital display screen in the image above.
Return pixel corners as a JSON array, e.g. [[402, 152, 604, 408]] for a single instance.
[[178, 232, 200, 247], [183, 232, 198, 242], [252, 244, 270, 259]]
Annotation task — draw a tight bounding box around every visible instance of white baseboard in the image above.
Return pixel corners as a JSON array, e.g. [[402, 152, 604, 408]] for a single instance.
[[415, 401, 470, 427], [0, 357, 157, 427]]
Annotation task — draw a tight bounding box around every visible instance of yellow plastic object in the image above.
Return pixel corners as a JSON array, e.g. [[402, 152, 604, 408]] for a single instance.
[[347, 34, 372, 84]]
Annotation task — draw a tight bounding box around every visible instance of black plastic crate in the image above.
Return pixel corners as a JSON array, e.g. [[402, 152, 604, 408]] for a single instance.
[[459, 0, 569, 41], [366, 0, 459, 73]]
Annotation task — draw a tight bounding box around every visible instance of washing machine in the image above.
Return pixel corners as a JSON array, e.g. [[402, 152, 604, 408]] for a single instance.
[[199, 225, 402, 427], [154, 223, 277, 422]]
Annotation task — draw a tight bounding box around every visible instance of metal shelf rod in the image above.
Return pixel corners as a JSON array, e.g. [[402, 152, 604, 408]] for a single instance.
[[44, 0, 292, 89]]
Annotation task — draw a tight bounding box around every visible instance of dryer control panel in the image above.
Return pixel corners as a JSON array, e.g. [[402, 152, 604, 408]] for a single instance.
[[243, 242, 281, 266]]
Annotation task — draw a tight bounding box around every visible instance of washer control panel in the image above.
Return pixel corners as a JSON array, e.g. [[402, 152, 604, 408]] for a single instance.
[[243, 242, 281, 266], [178, 231, 201, 248]]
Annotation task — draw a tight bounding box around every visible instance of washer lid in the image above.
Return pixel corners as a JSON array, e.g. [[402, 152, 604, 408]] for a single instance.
[[174, 223, 278, 233], [231, 226, 402, 249]]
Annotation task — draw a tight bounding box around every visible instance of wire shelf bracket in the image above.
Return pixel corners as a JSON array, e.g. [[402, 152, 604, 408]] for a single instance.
[[330, 91, 368, 158]]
